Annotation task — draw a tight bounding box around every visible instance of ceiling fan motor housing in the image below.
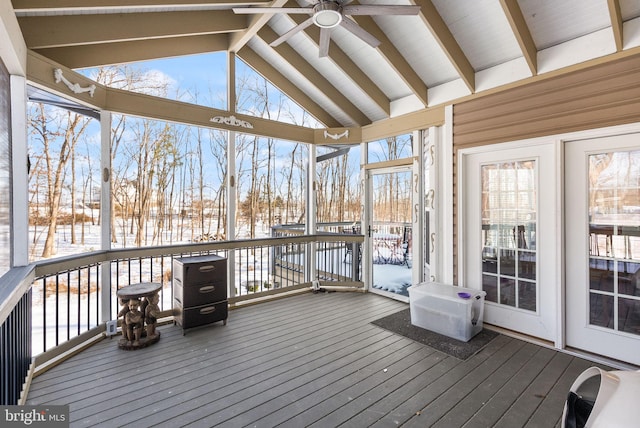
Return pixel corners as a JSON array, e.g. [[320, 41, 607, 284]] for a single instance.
[[313, 1, 343, 28]]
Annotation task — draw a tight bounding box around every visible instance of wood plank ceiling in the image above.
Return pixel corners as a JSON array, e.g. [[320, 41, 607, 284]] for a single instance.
[[10, 0, 640, 128]]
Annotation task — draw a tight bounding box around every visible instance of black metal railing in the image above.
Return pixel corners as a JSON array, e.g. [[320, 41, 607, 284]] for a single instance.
[[0, 232, 364, 404], [0, 289, 31, 405], [33, 263, 101, 354], [272, 222, 363, 282]]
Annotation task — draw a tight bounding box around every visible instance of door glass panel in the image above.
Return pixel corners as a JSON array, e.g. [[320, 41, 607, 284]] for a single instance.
[[588, 150, 640, 335], [370, 170, 412, 297], [481, 161, 537, 311]]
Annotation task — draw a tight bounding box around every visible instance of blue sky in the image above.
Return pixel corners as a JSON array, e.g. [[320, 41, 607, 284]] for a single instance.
[[128, 52, 321, 128], [129, 52, 228, 109]]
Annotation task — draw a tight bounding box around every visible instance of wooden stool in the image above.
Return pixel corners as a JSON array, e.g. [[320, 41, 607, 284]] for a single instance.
[[116, 282, 162, 350]]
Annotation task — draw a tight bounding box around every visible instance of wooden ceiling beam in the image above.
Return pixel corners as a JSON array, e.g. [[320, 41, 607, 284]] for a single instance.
[[500, 0, 537, 75], [34, 34, 229, 69], [12, 0, 269, 11], [18, 10, 245, 49], [228, 0, 289, 52], [259, 27, 370, 125], [237, 46, 342, 127], [350, 15, 428, 107], [413, 0, 474, 93], [607, 0, 624, 52]]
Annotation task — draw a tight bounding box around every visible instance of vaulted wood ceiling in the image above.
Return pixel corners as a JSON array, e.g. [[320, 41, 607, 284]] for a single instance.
[[10, 0, 640, 128]]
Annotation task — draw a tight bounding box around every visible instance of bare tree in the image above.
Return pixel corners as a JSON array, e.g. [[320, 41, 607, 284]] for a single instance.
[[28, 103, 91, 258], [208, 128, 228, 239], [152, 124, 183, 245], [90, 66, 172, 245]]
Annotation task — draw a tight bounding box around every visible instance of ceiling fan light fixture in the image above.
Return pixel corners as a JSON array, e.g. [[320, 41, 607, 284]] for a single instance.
[[313, 2, 342, 28]]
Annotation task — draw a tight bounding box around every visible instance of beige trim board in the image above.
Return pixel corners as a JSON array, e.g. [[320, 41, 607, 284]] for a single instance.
[[363, 157, 414, 170], [362, 106, 445, 141]]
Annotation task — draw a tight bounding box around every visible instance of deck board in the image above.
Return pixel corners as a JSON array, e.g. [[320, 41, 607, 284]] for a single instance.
[[463, 345, 557, 427], [27, 291, 612, 427]]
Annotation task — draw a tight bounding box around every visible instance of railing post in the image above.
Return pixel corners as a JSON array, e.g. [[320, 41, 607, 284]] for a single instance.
[[305, 145, 317, 283], [361, 142, 370, 290], [351, 241, 360, 281]]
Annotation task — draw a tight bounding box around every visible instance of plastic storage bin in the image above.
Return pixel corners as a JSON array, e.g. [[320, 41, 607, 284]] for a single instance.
[[408, 282, 486, 342], [562, 366, 640, 428]]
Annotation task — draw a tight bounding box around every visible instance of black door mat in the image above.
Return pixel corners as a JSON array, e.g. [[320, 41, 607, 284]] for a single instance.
[[371, 308, 500, 360]]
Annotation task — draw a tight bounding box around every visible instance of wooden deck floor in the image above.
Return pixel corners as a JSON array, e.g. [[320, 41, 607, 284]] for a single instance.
[[27, 291, 608, 427]]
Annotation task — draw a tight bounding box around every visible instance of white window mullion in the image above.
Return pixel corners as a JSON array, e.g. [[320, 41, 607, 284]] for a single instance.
[[100, 110, 112, 322]]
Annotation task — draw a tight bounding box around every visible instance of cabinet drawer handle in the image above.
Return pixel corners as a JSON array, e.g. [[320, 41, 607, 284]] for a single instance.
[[198, 265, 215, 272], [199, 285, 216, 293], [200, 306, 216, 314]]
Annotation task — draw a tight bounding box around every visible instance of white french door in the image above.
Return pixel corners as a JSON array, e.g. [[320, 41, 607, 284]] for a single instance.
[[565, 134, 640, 365], [461, 143, 558, 341]]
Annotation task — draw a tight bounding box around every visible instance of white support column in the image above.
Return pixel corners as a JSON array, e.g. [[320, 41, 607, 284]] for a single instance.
[[100, 111, 112, 322], [305, 144, 317, 283], [411, 129, 424, 285], [360, 142, 370, 290], [425, 126, 439, 283], [10, 75, 28, 267], [227, 52, 237, 298], [440, 105, 454, 284], [227, 129, 237, 298]]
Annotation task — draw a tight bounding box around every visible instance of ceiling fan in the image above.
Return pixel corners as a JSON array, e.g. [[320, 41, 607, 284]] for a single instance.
[[233, 1, 421, 57]]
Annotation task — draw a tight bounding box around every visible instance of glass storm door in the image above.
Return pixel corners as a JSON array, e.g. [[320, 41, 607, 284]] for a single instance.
[[367, 167, 413, 302], [566, 135, 640, 365], [462, 144, 557, 341]]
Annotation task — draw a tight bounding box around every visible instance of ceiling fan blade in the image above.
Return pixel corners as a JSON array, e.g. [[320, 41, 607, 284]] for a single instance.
[[339, 17, 381, 48], [318, 27, 331, 57], [342, 5, 421, 16], [233, 7, 312, 14], [270, 17, 315, 47]]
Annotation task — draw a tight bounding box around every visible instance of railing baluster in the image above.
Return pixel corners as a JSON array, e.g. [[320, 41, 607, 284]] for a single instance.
[[67, 270, 71, 342], [86, 265, 91, 333], [160, 256, 165, 308], [41, 278, 46, 353], [77, 268, 82, 336], [95, 264, 100, 327], [55, 275, 59, 347], [7, 310, 14, 402]]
